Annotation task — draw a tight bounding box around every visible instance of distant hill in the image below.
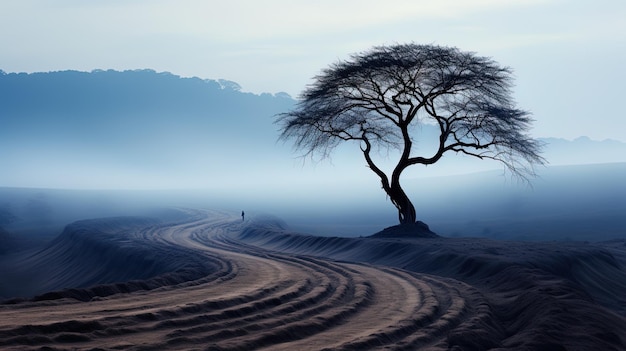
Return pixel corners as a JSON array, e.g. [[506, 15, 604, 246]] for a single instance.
[[0, 69, 296, 189], [0, 69, 295, 139], [539, 136, 626, 165]]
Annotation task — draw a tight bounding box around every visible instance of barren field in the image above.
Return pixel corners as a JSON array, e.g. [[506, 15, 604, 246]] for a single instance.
[[1, 209, 625, 350]]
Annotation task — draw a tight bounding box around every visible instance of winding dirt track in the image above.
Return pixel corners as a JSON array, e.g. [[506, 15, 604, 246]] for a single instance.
[[0, 210, 492, 350]]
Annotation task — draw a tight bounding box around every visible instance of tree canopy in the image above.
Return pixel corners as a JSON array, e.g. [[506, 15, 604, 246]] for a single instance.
[[277, 43, 544, 225]]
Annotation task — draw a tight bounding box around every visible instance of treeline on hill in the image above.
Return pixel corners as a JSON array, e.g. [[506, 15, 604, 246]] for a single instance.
[[0, 69, 294, 135]]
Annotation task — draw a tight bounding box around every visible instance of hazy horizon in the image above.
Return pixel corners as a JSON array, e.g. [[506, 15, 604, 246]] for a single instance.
[[3, 69, 626, 192]]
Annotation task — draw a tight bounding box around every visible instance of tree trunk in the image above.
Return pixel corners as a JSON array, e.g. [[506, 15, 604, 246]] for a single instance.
[[360, 136, 417, 225], [388, 184, 416, 224]]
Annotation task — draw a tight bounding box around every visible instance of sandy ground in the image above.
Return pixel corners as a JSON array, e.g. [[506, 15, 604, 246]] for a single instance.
[[0, 209, 625, 350]]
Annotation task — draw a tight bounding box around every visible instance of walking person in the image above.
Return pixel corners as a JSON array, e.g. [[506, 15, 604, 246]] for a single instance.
[[241, 210, 245, 221]]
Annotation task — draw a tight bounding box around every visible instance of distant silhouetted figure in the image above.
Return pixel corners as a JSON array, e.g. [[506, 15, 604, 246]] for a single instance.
[[241, 211, 245, 221]]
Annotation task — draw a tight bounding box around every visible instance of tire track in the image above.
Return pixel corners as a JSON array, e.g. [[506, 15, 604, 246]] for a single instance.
[[0, 209, 494, 350]]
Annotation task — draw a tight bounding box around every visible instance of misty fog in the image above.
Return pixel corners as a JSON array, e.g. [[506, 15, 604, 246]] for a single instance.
[[1, 70, 625, 246]]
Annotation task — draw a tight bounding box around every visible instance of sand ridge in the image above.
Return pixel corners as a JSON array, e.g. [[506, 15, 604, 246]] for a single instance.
[[0, 209, 624, 350], [239, 217, 626, 350]]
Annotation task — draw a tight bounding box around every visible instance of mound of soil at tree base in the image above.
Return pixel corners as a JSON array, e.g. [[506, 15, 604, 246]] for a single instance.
[[369, 221, 439, 238]]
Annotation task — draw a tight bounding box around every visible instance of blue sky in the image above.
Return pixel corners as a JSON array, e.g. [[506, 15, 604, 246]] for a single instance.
[[1, 0, 625, 140]]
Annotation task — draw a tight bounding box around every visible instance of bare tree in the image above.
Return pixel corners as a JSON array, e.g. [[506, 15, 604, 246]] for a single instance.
[[277, 44, 544, 225]]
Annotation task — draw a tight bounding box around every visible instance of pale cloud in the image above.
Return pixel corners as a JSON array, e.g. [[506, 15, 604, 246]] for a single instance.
[[0, 0, 555, 43], [1, 0, 625, 139]]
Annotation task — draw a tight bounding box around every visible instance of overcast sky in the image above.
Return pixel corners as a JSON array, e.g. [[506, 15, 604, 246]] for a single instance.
[[1, 0, 625, 141]]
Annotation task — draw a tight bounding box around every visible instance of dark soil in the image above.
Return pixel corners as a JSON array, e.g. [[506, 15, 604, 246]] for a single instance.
[[369, 221, 439, 239]]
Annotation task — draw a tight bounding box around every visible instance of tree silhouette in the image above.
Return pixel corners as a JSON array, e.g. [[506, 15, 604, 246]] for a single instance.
[[277, 43, 544, 225]]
